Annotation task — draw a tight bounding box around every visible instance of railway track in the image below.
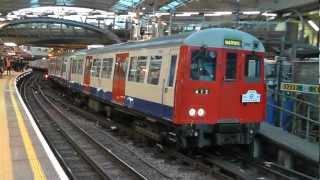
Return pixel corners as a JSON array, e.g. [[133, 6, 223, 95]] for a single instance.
[[19, 72, 172, 180], [19, 71, 317, 180]]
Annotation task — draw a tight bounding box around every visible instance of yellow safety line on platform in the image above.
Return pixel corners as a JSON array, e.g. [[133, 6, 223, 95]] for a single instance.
[[9, 78, 46, 180], [0, 77, 13, 180]]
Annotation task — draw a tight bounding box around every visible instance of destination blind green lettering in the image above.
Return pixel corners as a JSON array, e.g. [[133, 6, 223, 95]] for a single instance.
[[224, 39, 242, 47]]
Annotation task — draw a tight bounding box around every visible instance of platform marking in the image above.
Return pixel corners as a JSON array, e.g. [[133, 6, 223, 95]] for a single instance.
[[9, 78, 46, 180], [14, 72, 69, 180], [0, 77, 13, 180]]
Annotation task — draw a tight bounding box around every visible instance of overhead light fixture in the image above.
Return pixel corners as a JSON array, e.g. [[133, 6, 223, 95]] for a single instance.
[[262, 12, 277, 17], [4, 42, 17, 47], [282, 12, 292, 17], [243, 11, 260, 15], [175, 12, 199, 17], [308, 20, 319, 32], [155, 12, 170, 17], [204, 11, 232, 16]]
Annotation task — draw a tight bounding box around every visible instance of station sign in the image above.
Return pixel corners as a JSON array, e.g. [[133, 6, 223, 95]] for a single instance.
[[280, 82, 320, 94]]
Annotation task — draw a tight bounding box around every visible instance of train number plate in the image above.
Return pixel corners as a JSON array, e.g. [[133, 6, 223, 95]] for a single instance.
[[242, 90, 261, 103]]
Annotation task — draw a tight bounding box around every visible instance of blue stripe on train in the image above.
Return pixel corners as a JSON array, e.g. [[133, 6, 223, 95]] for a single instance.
[[124, 96, 173, 121], [67, 81, 173, 121]]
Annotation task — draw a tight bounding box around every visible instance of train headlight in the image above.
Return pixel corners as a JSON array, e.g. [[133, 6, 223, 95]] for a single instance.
[[197, 108, 205, 117], [188, 108, 196, 117]]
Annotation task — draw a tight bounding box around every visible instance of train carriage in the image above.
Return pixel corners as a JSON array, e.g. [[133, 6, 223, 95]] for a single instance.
[[47, 28, 266, 149]]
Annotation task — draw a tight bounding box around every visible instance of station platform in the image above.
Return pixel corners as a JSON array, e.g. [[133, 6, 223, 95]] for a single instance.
[[258, 122, 319, 163], [0, 72, 68, 180]]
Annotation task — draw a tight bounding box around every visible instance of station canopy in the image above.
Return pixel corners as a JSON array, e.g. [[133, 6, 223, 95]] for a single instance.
[[0, 0, 318, 15]]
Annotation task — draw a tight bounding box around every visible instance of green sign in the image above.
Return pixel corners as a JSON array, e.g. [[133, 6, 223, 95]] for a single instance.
[[280, 83, 320, 94], [224, 39, 242, 47]]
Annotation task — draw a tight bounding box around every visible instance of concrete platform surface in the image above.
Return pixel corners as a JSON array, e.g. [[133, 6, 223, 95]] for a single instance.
[[0, 72, 68, 180], [259, 122, 319, 163]]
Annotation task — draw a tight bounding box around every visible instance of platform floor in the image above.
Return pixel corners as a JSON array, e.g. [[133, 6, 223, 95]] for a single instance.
[[259, 122, 319, 163], [0, 72, 68, 180]]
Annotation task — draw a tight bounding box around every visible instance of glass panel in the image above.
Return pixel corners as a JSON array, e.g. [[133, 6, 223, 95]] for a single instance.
[[147, 55, 162, 85], [90, 59, 101, 77], [245, 54, 261, 82], [128, 56, 147, 83], [225, 53, 237, 80], [190, 48, 216, 81], [101, 58, 114, 79], [77, 59, 83, 74], [168, 55, 177, 87]]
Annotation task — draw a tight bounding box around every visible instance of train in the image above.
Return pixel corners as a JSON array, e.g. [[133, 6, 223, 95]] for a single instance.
[[30, 28, 266, 150]]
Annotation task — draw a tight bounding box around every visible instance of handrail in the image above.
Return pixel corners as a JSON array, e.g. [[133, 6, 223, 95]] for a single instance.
[[268, 88, 319, 109], [267, 103, 320, 125]]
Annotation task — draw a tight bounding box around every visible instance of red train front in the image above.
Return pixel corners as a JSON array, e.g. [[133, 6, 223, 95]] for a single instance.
[[173, 29, 266, 148]]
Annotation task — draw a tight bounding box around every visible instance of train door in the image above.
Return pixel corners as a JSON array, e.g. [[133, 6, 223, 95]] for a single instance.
[[112, 53, 128, 104], [83, 56, 93, 94], [239, 52, 265, 122], [219, 50, 241, 119], [162, 48, 179, 118]]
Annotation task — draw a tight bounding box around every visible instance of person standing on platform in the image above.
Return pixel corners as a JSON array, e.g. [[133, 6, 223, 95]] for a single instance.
[[0, 57, 4, 77], [5, 57, 11, 75]]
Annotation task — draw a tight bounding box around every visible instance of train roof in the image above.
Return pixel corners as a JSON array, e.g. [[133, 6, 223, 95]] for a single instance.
[[86, 28, 265, 55]]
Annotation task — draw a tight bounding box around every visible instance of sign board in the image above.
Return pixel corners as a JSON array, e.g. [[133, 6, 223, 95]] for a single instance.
[[280, 82, 320, 94], [242, 90, 261, 103]]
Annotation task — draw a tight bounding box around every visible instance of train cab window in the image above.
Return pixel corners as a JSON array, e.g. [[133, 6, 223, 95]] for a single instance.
[[168, 55, 177, 87], [190, 48, 216, 81], [101, 58, 113, 79], [225, 53, 237, 80], [147, 56, 162, 85], [128, 56, 147, 83], [245, 54, 261, 82]]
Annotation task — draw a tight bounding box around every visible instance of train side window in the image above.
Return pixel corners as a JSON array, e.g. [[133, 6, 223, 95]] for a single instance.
[[147, 55, 162, 85], [225, 53, 237, 80], [62, 60, 67, 73], [190, 48, 216, 81], [101, 58, 113, 79], [245, 54, 261, 82], [128, 56, 147, 83], [91, 59, 101, 77], [168, 55, 177, 87], [77, 59, 82, 74]]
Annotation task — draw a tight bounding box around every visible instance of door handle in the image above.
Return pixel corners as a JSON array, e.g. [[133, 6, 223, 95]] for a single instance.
[[164, 87, 168, 93]]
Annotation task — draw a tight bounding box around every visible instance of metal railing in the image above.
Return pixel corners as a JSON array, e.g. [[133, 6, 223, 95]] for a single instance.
[[267, 88, 319, 142]]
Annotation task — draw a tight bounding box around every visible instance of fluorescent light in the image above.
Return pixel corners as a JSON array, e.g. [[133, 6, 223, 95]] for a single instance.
[[87, 45, 104, 49], [262, 12, 277, 17], [204, 11, 232, 16], [308, 20, 319, 32], [243, 11, 260, 15], [155, 12, 170, 16], [4, 42, 17, 47], [175, 12, 199, 17], [176, 13, 190, 17]]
